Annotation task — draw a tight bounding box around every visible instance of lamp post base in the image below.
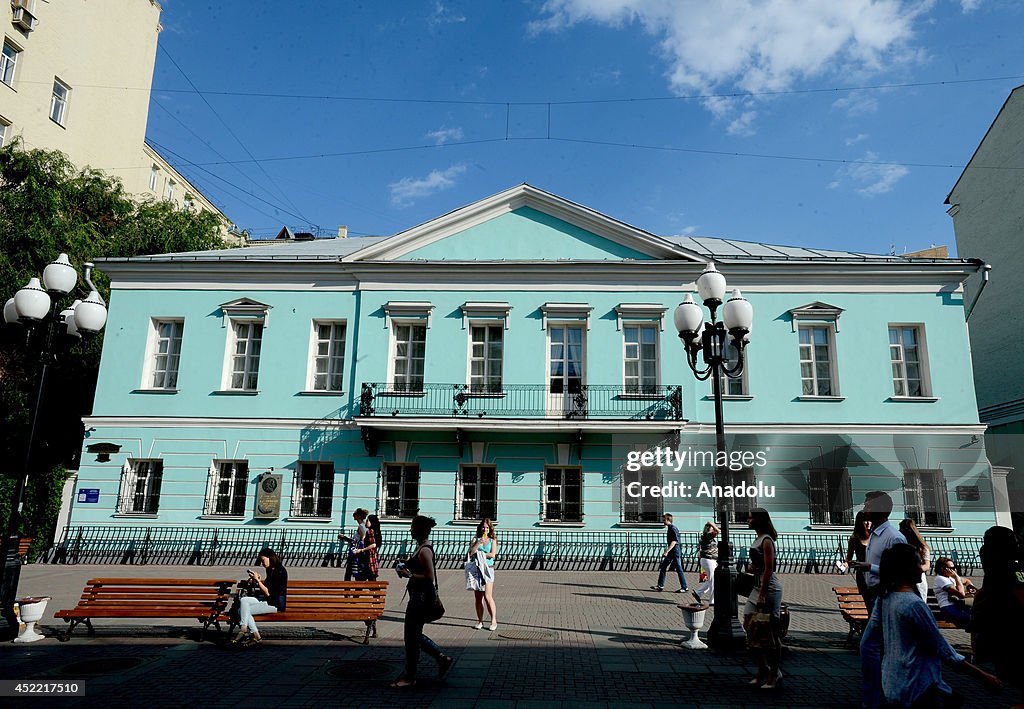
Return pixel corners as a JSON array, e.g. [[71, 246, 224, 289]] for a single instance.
[[706, 563, 746, 653]]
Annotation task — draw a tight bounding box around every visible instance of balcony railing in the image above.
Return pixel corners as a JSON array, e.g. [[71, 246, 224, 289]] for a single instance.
[[358, 382, 683, 420]]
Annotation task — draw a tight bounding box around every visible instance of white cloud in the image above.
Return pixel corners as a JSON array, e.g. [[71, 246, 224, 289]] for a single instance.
[[426, 126, 465, 145], [679, 225, 700, 236], [429, 2, 466, 25], [532, 1, 925, 132], [960, 0, 982, 12], [834, 152, 910, 196], [845, 133, 870, 146], [389, 164, 467, 207], [832, 91, 880, 116]]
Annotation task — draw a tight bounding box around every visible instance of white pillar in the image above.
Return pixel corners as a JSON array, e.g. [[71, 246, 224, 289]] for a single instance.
[[991, 465, 1013, 529], [51, 471, 79, 546]]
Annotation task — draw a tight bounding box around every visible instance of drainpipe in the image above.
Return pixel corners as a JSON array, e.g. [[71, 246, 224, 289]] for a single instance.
[[964, 261, 991, 321]]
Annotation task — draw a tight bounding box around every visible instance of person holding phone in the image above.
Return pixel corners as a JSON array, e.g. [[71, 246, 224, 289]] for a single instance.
[[233, 547, 287, 647], [469, 518, 499, 630]]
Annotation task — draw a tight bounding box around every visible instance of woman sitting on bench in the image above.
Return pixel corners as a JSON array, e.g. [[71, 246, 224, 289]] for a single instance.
[[234, 547, 288, 647], [932, 556, 972, 628]]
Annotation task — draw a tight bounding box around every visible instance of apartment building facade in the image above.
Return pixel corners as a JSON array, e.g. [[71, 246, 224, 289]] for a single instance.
[[1, 0, 228, 224]]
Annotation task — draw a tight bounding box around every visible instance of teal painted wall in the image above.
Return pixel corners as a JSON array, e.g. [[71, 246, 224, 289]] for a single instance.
[[397, 207, 657, 261]]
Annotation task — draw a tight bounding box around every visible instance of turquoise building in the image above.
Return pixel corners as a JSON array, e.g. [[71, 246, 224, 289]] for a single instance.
[[60, 185, 1002, 561]]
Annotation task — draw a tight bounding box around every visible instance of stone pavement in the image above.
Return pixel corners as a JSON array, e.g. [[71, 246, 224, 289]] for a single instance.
[[3, 564, 1021, 708]]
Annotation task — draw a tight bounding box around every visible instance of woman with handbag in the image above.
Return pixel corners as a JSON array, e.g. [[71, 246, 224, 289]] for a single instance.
[[352, 513, 382, 641], [744, 507, 783, 689], [392, 515, 454, 689], [469, 519, 499, 630]]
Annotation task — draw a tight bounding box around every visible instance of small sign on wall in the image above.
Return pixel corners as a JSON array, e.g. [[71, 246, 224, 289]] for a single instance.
[[77, 489, 100, 504], [255, 473, 283, 519], [955, 485, 980, 501]]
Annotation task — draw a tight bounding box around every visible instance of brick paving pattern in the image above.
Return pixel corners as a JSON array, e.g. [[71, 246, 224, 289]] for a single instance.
[[3, 565, 1021, 708]]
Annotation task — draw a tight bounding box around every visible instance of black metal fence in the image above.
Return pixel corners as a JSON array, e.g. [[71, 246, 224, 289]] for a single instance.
[[48, 525, 984, 575], [359, 383, 684, 421]]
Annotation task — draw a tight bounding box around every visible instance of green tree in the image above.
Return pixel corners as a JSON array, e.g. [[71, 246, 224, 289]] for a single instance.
[[0, 141, 226, 556]]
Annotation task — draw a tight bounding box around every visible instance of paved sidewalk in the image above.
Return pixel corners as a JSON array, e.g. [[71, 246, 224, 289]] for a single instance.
[[3, 565, 1019, 708]]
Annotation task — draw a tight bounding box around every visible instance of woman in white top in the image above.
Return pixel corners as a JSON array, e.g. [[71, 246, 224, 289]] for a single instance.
[[932, 556, 973, 628]]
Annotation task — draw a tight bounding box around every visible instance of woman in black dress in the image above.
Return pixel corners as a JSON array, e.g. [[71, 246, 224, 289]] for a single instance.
[[391, 516, 454, 688], [846, 511, 871, 600]]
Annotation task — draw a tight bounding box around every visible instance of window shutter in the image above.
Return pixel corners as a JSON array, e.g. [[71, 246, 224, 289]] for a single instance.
[[146, 462, 163, 514], [118, 460, 135, 514], [903, 471, 922, 524], [808, 469, 828, 524], [204, 462, 218, 515]]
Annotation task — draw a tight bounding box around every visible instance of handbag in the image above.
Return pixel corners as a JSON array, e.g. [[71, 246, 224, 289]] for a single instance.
[[734, 572, 756, 597], [746, 609, 777, 650], [465, 559, 485, 591]]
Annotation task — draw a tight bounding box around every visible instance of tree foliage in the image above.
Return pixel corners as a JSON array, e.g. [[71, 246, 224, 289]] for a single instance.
[[0, 140, 226, 549]]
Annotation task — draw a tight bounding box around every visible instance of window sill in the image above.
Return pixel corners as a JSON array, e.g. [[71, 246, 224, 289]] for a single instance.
[[113, 513, 159, 519], [132, 388, 179, 394], [50, 117, 67, 130], [888, 396, 939, 403], [703, 395, 754, 401], [538, 521, 585, 527], [1, 82, 15, 92], [917, 527, 955, 533], [807, 524, 856, 531], [297, 391, 345, 396], [449, 519, 501, 526], [379, 517, 416, 524], [286, 516, 333, 523], [797, 395, 845, 402], [213, 390, 259, 395], [199, 514, 245, 521], [617, 522, 664, 528]]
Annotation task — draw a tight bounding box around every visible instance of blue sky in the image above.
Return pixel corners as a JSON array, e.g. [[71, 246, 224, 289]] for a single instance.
[[146, 1, 1023, 256]]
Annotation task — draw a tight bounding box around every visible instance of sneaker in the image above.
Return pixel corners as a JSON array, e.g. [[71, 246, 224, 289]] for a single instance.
[[650, 585, 664, 592], [488, 623, 497, 631], [675, 588, 687, 593], [473, 622, 483, 630]]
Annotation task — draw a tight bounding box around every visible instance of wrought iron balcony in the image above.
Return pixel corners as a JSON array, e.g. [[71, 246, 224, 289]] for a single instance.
[[358, 382, 683, 421]]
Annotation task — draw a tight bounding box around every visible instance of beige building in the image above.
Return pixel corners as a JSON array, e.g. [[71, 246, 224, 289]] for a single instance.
[[1, 0, 233, 233]]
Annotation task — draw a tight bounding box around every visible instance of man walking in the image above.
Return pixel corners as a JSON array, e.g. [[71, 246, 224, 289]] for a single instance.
[[853, 491, 906, 709], [651, 513, 689, 593]]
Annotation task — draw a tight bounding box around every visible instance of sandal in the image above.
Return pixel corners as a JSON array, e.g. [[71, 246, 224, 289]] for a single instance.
[[389, 677, 416, 689]]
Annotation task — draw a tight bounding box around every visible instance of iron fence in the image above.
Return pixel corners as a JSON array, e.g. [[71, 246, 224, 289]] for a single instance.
[[47, 525, 983, 575], [358, 383, 684, 420]]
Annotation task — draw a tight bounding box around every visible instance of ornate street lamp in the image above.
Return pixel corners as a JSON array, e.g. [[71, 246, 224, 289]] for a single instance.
[[1, 255, 107, 638], [674, 262, 752, 652]]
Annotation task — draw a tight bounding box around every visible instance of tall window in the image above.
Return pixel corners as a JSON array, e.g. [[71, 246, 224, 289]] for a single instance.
[[458, 464, 497, 520], [118, 460, 163, 514], [1, 42, 19, 87], [229, 321, 263, 391], [808, 468, 853, 525], [147, 319, 183, 390], [469, 325, 503, 393], [622, 467, 663, 523], [0, 119, 8, 148], [391, 323, 426, 392], [799, 325, 836, 396], [623, 324, 658, 394], [310, 321, 346, 391], [206, 461, 249, 516], [903, 469, 950, 527], [49, 79, 69, 126], [716, 340, 749, 396], [164, 179, 175, 201], [149, 165, 159, 191], [889, 326, 929, 397], [721, 467, 756, 524], [544, 466, 583, 522], [382, 463, 420, 518], [549, 325, 584, 394], [291, 462, 334, 518]]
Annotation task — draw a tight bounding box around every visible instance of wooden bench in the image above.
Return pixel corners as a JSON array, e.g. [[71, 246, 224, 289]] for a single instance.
[[17, 537, 33, 561], [54, 578, 236, 641], [833, 585, 962, 643], [226, 579, 388, 644]]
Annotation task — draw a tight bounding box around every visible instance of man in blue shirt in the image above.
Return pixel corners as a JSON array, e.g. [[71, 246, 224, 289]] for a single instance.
[[651, 513, 689, 592], [852, 491, 906, 709]]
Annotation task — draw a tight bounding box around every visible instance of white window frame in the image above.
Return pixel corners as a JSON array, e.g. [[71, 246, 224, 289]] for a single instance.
[[888, 324, 932, 398], [713, 339, 750, 397], [164, 179, 175, 201], [456, 464, 498, 521], [621, 466, 663, 523], [183, 193, 194, 210], [306, 320, 346, 392], [388, 320, 427, 392], [0, 117, 8, 148], [798, 324, 839, 397], [141, 318, 184, 391], [622, 322, 659, 395], [49, 78, 69, 126], [149, 165, 159, 191], [204, 460, 250, 517], [543, 465, 583, 522], [222, 320, 264, 391], [117, 459, 163, 515], [1, 40, 20, 88], [380, 462, 420, 519], [290, 462, 335, 518], [468, 322, 504, 393]]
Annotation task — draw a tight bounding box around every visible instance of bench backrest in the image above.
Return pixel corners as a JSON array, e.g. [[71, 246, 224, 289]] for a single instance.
[[76, 578, 235, 607], [279, 580, 388, 612]]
